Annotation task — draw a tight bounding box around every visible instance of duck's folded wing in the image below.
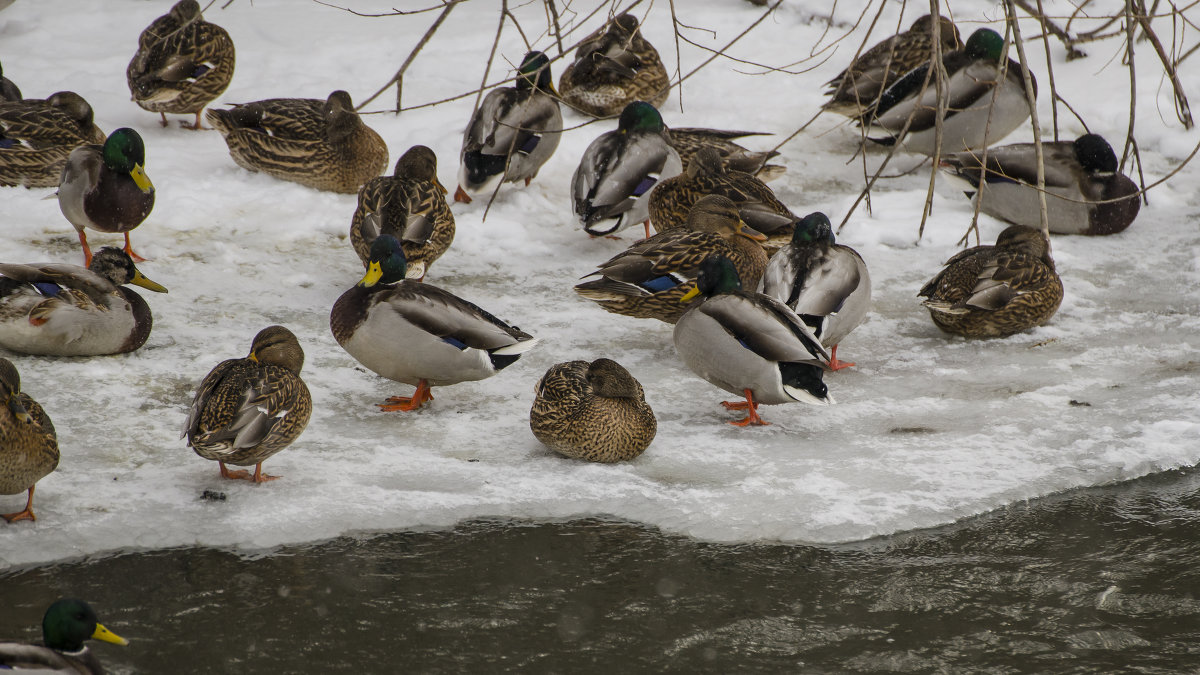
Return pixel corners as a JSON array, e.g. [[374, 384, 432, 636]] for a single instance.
[[700, 294, 830, 364], [181, 358, 238, 440], [380, 284, 531, 349]]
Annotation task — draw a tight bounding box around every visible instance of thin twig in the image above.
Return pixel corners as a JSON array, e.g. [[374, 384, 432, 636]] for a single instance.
[[354, 2, 458, 112], [1005, 0, 1050, 239]]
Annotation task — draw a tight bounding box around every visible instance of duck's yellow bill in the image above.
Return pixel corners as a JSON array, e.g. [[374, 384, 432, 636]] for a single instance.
[[92, 622, 129, 646], [679, 285, 701, 303], [131, 269, 168, 293], [358, 261, 383, 288], [130, 164, 154, 194], [7, 396, 31, 424]]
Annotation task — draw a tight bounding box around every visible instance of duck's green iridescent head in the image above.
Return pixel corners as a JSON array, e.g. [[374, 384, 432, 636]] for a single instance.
[[1073, 134, 1118, 174], [618, 101, 665, 134], [103, 128, 153, 194], [42, 598, 128, 652], [964, 28, 1005, 62], [791, 212, 834, 246], [359, 235, 408, 287], [517, 51, 555, 93], [680, 255, 742, 302]]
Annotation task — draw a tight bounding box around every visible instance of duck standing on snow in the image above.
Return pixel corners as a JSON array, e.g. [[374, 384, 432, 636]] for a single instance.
[[919, 224, 1063, 337], [0, 91, 106, 188], [761, 212, 871, 370], [823, 14, 962, 121], [183, 326, 312, 483], [939, 133, 1140, 236], [0, 358, 57, 523], [557, 13, 669, 117], [0, 598, 127, 672], [0, 247, 167, 356], [207, 90, 388, 194], [127, 0, 236, 130], [57, 128, 155, 266], [674, 255, 834, 426], [866, 27, 1034, 155], [572, 101, 682, 238], [455, 51, 562, 203], [530, 358, 657, 462], [350, 145, 454, 281], [575, 194, 768, 323], [331, 235, 538, 412]]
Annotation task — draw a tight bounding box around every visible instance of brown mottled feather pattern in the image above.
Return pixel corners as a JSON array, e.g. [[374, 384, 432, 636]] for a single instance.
[[558, 14, 669, 117], [0, 93, 106, 188], [127, 4, 236, 116], [0, 364, 58, 499], [667, 128, 783, 180], [349, 150, 455, 275], [530, 359, 656, 462]]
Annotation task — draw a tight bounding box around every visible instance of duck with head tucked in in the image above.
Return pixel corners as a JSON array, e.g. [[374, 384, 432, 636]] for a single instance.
[[558, 13, 669, 118], [0, 598, 127, 673], [575, 194, 768, 323], [127, 0, 236, 130], [865, 27, 1033, 155], [207, 90, 388, 194], [761, 212, 871, 370], [823, 14, 962, 121], [57, 127, 155, 266], [572, 101, 682, 238], [674, 255, 834, 426], [666, 127, 785, 182], [0, 91, 106, 188], [331, 235, 538, 412], [939, 133, 1140, 236], [530, 358, 656, 463], [919, 224, 1063, 338], [350, 145, 454, 281], [455, 51, 562, 203], [183, 325, 312, 483], [0, 358, 57, 524], [0, 247, 167, 356]]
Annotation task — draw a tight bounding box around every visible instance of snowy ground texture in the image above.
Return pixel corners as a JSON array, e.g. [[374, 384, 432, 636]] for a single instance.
[[1, 0, 1198, 569]]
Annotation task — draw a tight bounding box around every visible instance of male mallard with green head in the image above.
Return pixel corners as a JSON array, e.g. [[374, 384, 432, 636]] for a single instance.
[[0, 358, 58, 523], [0, 598, 127, 673], [183, 326, 312, 483]]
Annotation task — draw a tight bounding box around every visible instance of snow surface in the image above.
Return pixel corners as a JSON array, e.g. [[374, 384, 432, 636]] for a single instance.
[[1, 0, 1198, 570]]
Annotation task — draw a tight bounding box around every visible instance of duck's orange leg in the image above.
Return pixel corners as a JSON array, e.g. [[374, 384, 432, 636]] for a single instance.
[[183, 111, 206, 130], [123, 232, 147, 263], [77, 230, 94, 267], [642, 220, 652, 240], [453, 185, 473, 204], [159, 112, 169, 128], [379, 380, 435, 412], [721, 389, 769, 426], [1, 486, 37, 523], [219, 461, 252, 480], [249, 463, 279, 483], [828, 344, 855, 371]]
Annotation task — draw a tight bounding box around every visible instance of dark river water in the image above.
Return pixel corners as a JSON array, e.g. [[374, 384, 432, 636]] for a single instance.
[[4, 467, 1200, 673]]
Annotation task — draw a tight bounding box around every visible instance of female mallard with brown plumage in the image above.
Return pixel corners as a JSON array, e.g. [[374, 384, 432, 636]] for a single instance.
[[649, 147, 796, 251], [530, 358, 656, 462], [350, 145, 454, 281], [0, 91, 106, 188], [0, 598, 128, 673], [207, 90, 388, 194], [667, 127, 785, 182], [182, 326, 312, 483], [57, 127, 155, 266], [0, 358, 58, 523], [127, 0, 236, 130], [331, 235, 538, 412], [0, 247, 167, 356], [575, 194, 769, 323], [919, 224, 1063, 338], [558, 13, 669, 118]]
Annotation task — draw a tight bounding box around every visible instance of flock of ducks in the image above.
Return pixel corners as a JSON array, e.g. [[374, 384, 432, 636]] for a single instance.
[[0, 3, 1152, 666]]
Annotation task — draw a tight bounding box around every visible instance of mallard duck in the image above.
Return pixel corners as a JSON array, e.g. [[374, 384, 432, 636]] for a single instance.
[[558, 13, 670, 118], [0, 358, 57, 523], [0, 61, 21, 101], [330, 235, 538, 412], [760, 212, 871, 370], [866, 28, 1034, 155], [0, 91, 106, 188], [182, 325, 312, 483], [648, 147, 796, 250], [823, 14, 962, 120], [667, 127, 785, 182], [206, 90, 388, 194], [454, 51, 561, 203], [127, 0, 236, 130], [350, 145, 454, 281], [939, 133, 1140, 236], [57, 128, 155, 266], [674, 255, 833, 426], [530, 358, 656, 462], [0, 247, 167, 356], [572, 101, 683, 238], [918, 224, 1063, 337], [574, 194, 768, 323], [0, 598, 127, 672]]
